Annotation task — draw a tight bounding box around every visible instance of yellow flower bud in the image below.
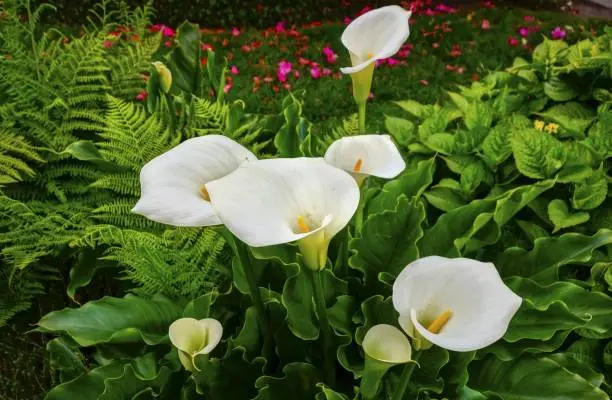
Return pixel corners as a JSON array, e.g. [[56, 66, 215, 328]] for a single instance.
[[152, 61, 172, 93]]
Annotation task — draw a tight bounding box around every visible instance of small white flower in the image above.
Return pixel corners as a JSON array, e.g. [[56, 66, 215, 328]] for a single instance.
[[324, 135, 405, 183], [132, 135, 256, 227], [362, 324, 412, 364], [169, 318, 223, 371], [392, 256, 522, 352], [206, 157, 360, 270]]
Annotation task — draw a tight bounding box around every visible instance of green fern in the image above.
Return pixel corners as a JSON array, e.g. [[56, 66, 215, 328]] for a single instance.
[[0, 131, 45, 184]]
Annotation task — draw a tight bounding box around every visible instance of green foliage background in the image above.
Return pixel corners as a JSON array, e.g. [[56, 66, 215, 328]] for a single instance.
[[0, 0, 611, 399]]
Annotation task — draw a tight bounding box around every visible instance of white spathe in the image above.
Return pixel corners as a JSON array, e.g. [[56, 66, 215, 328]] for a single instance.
[[340, 6, 411, 75], [392, 256, 522, 352], [169, 317, 223, 371], [206, 157, 360, 269], [132, 135, 256, 227], [362, 324, 412, 364], [324, 135, 405, 182]]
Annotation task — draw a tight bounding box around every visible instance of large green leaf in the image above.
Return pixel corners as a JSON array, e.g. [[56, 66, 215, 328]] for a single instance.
[[511, 128, 564, 179], [350, 195, 426, 285], [535, 102, 595, 137], [468, 355, 608, 400], [499, 230, 612, 283], [533, 38, 569, 63], [548, 199, 590, 233], [572, 168, 608, 210], [384, 115, 415, 147], [38, 294, 183, 346], [45, 353, 172, 400], [255, 363, 321, 400]]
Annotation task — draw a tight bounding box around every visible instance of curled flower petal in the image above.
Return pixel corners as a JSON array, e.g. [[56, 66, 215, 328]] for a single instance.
[[362, 324, 412, 364]]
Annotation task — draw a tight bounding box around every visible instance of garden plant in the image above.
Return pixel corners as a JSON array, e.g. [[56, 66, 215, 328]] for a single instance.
[[0, 0, 611, 399]]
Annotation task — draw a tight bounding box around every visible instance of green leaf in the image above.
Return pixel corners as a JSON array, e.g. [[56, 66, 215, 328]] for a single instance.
[[38, 294, 183, 346], [193, 347, 266, 400], [460, 161, 488, 195], [464, 101, 494, 131], [367, 157, 435, 214], [499, 230, 612, 283], [166, 22, 203, 94], [505, 277, 612, 341], [418, 108, 455, 141], [424, 186, 467, 212], [468, 355, 608, 400], [45, 353, 172, 400], [548, 353, 604, 389], [384, 115, 415, 147], [535, 102, 595, 138], [481, 120, 513, 167], [62, 140, 123, 172], [67, 248, 113, 302], [281, 263, 318, 340], [533, 38, 569, 63], [573, 168, 608, 210], [255, 363, 321, 400], [511, 128, 563, 179], [355, 295, 398, 345], [350, 195, 426, 285], [46, 338, 86, 383], [548, 199, 590, 233], [394, 100, 427, 119], [544, 75, 577, 102], [316, 384, 350, 400]]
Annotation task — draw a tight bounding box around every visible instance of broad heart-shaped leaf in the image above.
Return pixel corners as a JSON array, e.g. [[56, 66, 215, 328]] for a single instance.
[[165, 22, 203, 95], [498, 229, 612, 284], [481, 331, 571, 362], [38, 294, 183, 346], [548, 199, 590, 233], [503, 277, 612, 341], [354, 296, 397, 346], [573, 168, 608, 210], [511, 128, 564, 179], [350, 195, 425, 291], [255, 362, 321, 400], [467, 354, 608, 400], [274, 94, 303, 157], [419, 181, 553, 257], [45, 353, 172, 400], [399, 347, 448, 397], [480, 119, 513, 168], [384, 115, 415, 147], [544, 75, 578, 102], [366, 156, 436, 215], [439, 351, 476, 398], [193, 346, 266, 400], [535, 102, 595, 138], [533, 37, 569, 63]]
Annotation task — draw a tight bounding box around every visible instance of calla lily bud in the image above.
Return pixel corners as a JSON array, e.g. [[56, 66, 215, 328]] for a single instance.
[[324, 134, 405, 184], [392, 256, 522, 352], [132, 135, 257, 227], [360, 324, 412, 398], [153, 61, 173, 93], [169, 318, 223, 371]]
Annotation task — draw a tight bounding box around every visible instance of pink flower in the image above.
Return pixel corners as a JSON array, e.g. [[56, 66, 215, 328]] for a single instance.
[[103, 40, 114, 48], [456, 66, 466, 74], [264, 75, 274, 83], [241, 44, 251, 52], [275, 21, 285, 33], [518, 27, 529, 37], [322, 68, 332, 76], [298, 57, 311, 66], [375, 59, 386, 67], [425, 8, 435, 16], [386, 57, 400, 66], [136, 90, 148, 101], [524, 15, 535, 22], [230, 65, 239, 75], [398, 49, 411, 58], [293, 70, 301, 78], [450, 44, 462, 57], [310, 65, 321, 79], [282, 83, 291, 90], [358, 6, 372, 15], [551, 26, 567, 40], [231, 27, 240, 37], [436, 4, 457, 13], [162, 26, 175, 37], [344, 17, 352, 24], [164, 40, 173, 48], [201, 43, 213, 51], [277, 60, 292, 82], [507, 36, 519, 47], [419, 79, 429, 86], [481, 19, 490, 30], [223, 83, 233, 93], [322, 47, 338, 63]]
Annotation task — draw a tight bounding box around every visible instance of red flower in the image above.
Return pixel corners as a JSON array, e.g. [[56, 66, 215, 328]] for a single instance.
[[103, 40, 114, 48], [449, 44, 462, 57], [507, 36, 519, 46], [136, 90, 148, 101]]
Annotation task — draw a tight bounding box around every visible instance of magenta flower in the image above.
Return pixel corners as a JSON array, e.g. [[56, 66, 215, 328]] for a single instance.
[[162, 26, 175, 37], [524, 15, 535, 22], [551, 27, 567, 40], [201, 43, 213, 51], [375, 59, 386, 67], [310, 65, 321, 79], [386, 58, 400, 67], [277, 60, 292, 82], [343, 17, 352, 25], [230, 65, 239, 75], [322, 47, 338, 64], [518, 27, 529, 38], [275, 22, 286, 33], [507, 36, 519, 47], [322, 68, 332, 76], [231, 27, 240, 37]]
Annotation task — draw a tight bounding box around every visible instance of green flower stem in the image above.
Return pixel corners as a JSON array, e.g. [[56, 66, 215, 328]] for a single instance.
[[358, 101, 367, 133], [308, 269, 336, 386], [390, 352, 421, 400], [234, 239, 274, 362], [333, 227, 349, 277]]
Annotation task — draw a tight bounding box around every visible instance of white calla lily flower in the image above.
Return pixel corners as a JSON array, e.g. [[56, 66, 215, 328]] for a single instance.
[[340, 6, 411, 104], [324, 134, 405, 184], [206, 157, 360, 270], [169, 318, 223, 371], [362, 324, 412, 364], [132, 135, 257, 227], [392, 256, 522, 352]]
